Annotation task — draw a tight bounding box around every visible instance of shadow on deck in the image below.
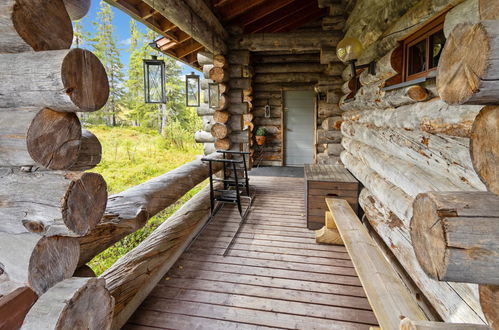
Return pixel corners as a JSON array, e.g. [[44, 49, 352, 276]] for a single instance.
[[124, 176, 377, 329]]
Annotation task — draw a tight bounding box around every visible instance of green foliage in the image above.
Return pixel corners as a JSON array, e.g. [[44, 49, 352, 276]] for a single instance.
[[87, 126, 203, 274], [255, 127, 267, 136]]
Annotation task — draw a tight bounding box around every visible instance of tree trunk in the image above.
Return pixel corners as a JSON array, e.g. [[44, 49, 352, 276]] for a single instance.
[[238, 31, 342, 52], [0, 233, 79, 295], [62, 0, 91, 20], [0, 0, 72, 53], [0, 107, 81, 169], [0, 49, 109, 112], [77, 155, 223, 266], [411, 191, 499, 284], [359, 188, 486, 324], [341, 121, 486, 190], [211, 122, 231, 139], [194, 130, 215, 143], [209, 67, 229, 83], [437, 21, 499, 105], [479, 284, 498, 329], [470, 106, 499, 194], [342, 137, 474, 196], [197, 51, 213, 66], [342, 98, 483, 138], [21, 277, 113, 330], [215, 138, 232, 150], [0, 170, 107, 237]]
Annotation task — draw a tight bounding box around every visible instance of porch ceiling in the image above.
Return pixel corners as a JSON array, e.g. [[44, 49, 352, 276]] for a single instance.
[[106, 0, 329, 70]]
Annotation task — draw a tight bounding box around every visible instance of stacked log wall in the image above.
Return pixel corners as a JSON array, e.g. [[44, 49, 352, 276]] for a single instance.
[[330, 0, 497, 325]]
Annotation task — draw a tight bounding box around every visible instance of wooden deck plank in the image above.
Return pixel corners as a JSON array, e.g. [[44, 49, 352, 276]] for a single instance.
[[126, 176, 376, 329]]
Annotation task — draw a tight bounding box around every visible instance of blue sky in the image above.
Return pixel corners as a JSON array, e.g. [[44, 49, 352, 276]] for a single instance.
[[79, 0, 197, 76]]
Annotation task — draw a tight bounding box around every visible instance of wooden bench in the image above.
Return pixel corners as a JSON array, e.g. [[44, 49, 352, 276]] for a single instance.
[[325, 198, 492, 330]]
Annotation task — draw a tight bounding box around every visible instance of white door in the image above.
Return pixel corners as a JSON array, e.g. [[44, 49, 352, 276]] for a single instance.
[[284, 90, 315, 166]]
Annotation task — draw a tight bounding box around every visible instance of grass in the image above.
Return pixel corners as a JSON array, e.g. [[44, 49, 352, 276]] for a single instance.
[[86, 125, 204, 275]]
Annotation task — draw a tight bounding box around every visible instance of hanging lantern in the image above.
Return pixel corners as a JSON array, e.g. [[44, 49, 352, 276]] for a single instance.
[[185, 72, 200, 107], [143, 55, 166, 104], [208, 82, 220, 109]]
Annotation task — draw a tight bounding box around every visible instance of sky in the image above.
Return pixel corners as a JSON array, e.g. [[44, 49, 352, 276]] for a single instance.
[[79, 0, 197, 77]]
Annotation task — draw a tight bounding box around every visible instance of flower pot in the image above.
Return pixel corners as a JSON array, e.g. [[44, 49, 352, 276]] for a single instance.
[[255, 135, 266, 145]]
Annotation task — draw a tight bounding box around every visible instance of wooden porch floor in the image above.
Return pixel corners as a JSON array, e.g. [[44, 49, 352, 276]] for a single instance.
[[124, 176, 377, 330]]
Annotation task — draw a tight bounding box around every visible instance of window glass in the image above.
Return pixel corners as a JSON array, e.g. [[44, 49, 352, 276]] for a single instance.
[[408, 39, 426, 76], [430, 30, 446, 68]]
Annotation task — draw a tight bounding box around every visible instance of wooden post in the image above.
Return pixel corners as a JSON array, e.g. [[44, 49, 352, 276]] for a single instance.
[[0, 49, 109, 112], [411, 191, 499, 284], [0, 0, 73, 53]]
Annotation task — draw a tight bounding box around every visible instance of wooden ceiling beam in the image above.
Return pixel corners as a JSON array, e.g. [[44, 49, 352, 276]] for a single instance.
[[271, 7, 327, 33], [230, 0, 296, 27], [216, 0, 268, 21], [244, 0, 315, 34], [174, 40, 205, 58]]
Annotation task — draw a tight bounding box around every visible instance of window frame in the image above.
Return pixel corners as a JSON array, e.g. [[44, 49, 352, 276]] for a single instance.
[[402, 14, 446, 82]]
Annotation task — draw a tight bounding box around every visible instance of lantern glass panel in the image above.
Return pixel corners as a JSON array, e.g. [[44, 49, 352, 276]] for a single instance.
[[143, 57, 166, 104], [208, 83, 220, 109], [186, 73, 200, 107]]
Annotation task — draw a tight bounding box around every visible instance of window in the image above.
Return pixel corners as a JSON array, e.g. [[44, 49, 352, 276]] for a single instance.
[[402, 14, 446, 81]]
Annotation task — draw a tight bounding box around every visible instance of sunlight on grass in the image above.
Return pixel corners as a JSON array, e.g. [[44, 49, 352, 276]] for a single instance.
[[86, 125, 204, 275]]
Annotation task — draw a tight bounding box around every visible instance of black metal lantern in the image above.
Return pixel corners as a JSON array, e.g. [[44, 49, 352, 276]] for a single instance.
[[185, 72, 200, 107], [143, 55, 166, 104], [208, 82, 220, 109]]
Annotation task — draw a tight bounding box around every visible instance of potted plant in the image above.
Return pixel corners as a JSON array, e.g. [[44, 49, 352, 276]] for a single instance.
[[255, 127, 267, 146]]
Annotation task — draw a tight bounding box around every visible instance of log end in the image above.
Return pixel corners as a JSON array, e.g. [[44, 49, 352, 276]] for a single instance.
[[30, 236, 79, 295], [437, 22, 489, 105], [480, 284, 499, 328], [63, 0, 91, 20], [64, 172, 108, 236], [410, 193, 448, 281], [12, 0, 73, 52], [407, 86, 429, 102], [62, 49, 110, 112], [214, 138, 231, 150], [470, 106, 499, 195], [26, 108, 82, 170]]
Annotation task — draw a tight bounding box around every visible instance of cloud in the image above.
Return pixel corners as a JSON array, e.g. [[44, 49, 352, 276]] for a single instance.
[[120, 38, 132, 46]]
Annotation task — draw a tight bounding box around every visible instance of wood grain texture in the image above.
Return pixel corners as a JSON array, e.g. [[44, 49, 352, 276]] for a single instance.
[[0, 286, 37, 330], [62, 0, 91, 20], [479, 284, 498, 329]]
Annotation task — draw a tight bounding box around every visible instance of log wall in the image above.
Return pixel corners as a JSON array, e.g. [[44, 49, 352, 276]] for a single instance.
[[331, 0, 496, 325]]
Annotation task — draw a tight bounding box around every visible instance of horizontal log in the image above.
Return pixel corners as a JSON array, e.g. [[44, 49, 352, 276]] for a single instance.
[[211, 122, 231, 139], [359, 45, 402, 86], [194, 130, 215, 143], [253, 106, 282, 118], [325, 143, 344, 156], [63, 0, 91, 20], [317, 129, 342, 144], [197, 51, 213, 66], [0, 284, 37, 329], [77, 155, 223, 266], [325, 63, 345, 76], [254, 83, 315, 92], [443, 0, 498, 37], [228, 50, 250, 65], [0, 0, 72, 53], [22, 277, 113, 330], [437, 21, 499, 105], [318, 100, 342, 118], [320, 47, 340, 64], [253, 53, 320, 64], [316, 153, 341, 165], [228, 102, 249, 114], [203, 64, 214, 79], [237, 31, 342, 52], [229, 78, 251, 90], [470, 106, 499, 194], [229, 65, 253, 78], [254, 63, 325, 74], [213, 110, 229, 124], [214, 138, 231, 150], [254, 73, 340, 84], [341, 121, 485, 190], [209, 67, 229, 83], [321, 116, 343, 130], [196, 104, 215, 116], [327, 90, 343, 104], [411, 191, 499, 284], [322, 15, 346, 31], [203, 143, 215, 155], [0, 233, 79, 295], [0, 49, 109, 112], [254, 117, 280, 126], [213, 54, 226, 68], [342, 98, 483, 137], [228, 89, 243, 103], [102, 185, 215, 329], [229, 131, 249, 143], [0, 170, 107, 237], [67, 130, 102, 171], [359, 189, 486, 324]]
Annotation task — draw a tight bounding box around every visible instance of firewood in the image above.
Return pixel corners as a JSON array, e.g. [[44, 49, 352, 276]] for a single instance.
[[479, 284, 498, 329], [399, 318, 491, 329], [0, 49, 109, 112], [197, 51, 214, 66], [342, 98, 483, 138], [0, 0, 72, 53], [411, 191, 499, 284], [470, 106, 499, 194], [194, 130, 215, 143], [21, 277, 113, 330], [0, 233, 79, 295], [209, 67, 229, 83], [77, 155, 223, 266], [215, 138, 232, 150], [213, 110, 230, 124], [212, 54, 226, 68], [341, 121, 485, 190], [437, 21, 499, 105], [62, 0, 91, 20], [0, 170, 107, 237], [211, 122, 231, 139]]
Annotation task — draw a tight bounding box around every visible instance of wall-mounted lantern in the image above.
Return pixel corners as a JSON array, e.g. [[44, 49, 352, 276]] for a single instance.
[[186, 72, 200, 107], [336, 37, 376, 78], [208, 82, 220, 109], [143, 55, 166, 104]]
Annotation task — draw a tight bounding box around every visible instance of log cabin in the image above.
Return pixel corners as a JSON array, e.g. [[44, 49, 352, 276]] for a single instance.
[[0, 0, 498, 329]]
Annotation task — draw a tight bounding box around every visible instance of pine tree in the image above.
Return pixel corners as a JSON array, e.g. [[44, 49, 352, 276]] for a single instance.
[[91, 1, 125, 126]]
